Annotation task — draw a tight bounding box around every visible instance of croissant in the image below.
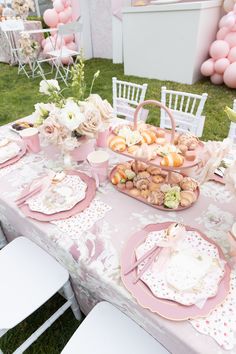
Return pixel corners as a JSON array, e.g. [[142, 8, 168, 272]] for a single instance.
[[160, 153, 184, 167], [180, 190, 196, 207], [141, 130, 156, 145], [147, 191, 165, 205], [127, 145, 139, 154], [109, 136, 126, 152], [131, 161, 148, 172], [167, 172, 184, 185], [179, 177, 198, 191], [111, 170, 127, 185]]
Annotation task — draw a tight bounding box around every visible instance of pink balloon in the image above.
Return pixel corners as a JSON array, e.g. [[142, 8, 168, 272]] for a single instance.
[[54, 0, 64, 13], [234, 4, 236, 13], [43, 9, 59, 28], [210, 73, 224, 85], [66, 41, 77, 51], [201, 58, 215, 76], [214, 58, 230, 74], [56, 36, 66, 49], [41, 38, 46, 47], [231, 24, 236, 31], [43, 42, 55, 54], [228, 46, 236, 62], [65, 6, 72, 18], [209, 40, 230, 59], [63, 34, 74, 44], [219, 14, 233, 28], [224, 62, 236, 87], [216, 27, 230, 40], [225, 32, 236, 48], [58, 10, 70, 23]]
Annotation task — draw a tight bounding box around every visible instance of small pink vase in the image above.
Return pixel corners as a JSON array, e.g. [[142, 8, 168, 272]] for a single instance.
[[71, 137, 96, 162]]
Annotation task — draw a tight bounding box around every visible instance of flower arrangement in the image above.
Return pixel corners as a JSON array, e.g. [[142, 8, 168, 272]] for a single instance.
[[19, 32, 40, 60], [12, 0, 35, 19], [34, 56, 113, 155]]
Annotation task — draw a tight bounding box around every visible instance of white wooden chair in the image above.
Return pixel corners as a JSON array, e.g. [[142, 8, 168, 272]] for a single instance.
[[228, 99, 236, 144], [0, 237, 81, 354], [45, 21, 82, 86], [160, 86, 208, 137], [112, 77, 148, 121], [0, 223, 7, 250], [1, 20, 31, 78], [61, 301, 169, 354]]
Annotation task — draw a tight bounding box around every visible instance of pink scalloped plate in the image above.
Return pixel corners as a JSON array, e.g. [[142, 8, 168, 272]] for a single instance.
[[210, 174, 225, 185], [110, 166, 200, 212], [0, 140, 27, 169], [121, 222, 231, 321], [19, 170, 96, 221]]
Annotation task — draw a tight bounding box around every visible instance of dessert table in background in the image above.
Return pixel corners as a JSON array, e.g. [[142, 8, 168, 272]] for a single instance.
[[0, 20, 42, 64], [0, 120, 235, 354]]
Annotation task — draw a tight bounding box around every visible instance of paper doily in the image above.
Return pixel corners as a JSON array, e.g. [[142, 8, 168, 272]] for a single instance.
[[52, 198, 112, 237], [136, 230, 225, 306]]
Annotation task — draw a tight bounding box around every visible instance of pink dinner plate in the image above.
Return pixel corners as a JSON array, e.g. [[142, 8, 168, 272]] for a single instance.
[[0, 140, 27, 169], [210, 174, 225, 185], [19, 170, 96, 221], [110, 166, 200, 212], [121, 222, 231, 321]]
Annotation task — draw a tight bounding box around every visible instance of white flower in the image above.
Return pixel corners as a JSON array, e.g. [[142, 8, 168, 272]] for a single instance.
[[39, 80, 60, 96], [33, 103, 55, 125], [59, 100, 85, 131]]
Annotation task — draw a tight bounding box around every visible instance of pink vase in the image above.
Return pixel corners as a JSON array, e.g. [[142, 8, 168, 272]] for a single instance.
[[71, 137, 96, 162]]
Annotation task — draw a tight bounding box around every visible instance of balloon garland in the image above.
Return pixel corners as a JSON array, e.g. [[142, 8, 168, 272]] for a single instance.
[[201, 4, 236, 88], [42, 0, 78, 65]]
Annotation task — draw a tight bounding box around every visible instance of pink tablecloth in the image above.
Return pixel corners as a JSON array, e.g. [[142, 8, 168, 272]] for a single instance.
[[0, 120, 235, 354], [0, 20, 42, 64]]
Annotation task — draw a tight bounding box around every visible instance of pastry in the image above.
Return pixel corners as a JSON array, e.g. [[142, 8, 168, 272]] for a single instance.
[[180, 177, 198, 191], [177, 133, 199, 151], [146, 165, 162, 175], [156, 138, 166, 146], [131, 161, 148, 172], [178, 144, 188, 154], [156, 129, 165, 138], [127, 145, 139, 154], [166, 172, 184, 185], [140, 190, 150, 199], [12, 121, 34, 131], [136, 171, 151, 179], [113, 124, 132, 135], [133, 177, 149, 190], [117, 183, 126, 190], [185, 151, 196, 161], [180, 190, 196, 207], [141, 130, 156, 144], [148, 182, 161, 192], [160, 153, 184, 167], [152, 175, 165, 184], [111, 170, 127, 185], [109, 136, 126, 152], [116, 162, 131, 171], [133, 143, 157, 161], [147, 191, 165, 205], [129, 188, 141, 197], [125, 169, 136, 180], [125, 181, 134, 190]]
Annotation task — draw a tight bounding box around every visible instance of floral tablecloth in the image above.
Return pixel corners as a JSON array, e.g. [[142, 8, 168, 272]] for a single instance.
[[0, 20, 42, 64], [0, 121, 235, 354]]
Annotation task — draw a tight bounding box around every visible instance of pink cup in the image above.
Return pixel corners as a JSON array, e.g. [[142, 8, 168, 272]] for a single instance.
[[20, 127, 41, 153], [87, 150, 109, 186], [96, 129, 110, 148]]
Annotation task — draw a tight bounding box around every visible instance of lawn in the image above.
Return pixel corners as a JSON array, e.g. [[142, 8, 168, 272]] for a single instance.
[[0, 59, 236, 141], [0, 58, 235, 354]]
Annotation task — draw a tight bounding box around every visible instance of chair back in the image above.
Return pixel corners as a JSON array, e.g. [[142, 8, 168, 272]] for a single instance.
[[112, 77, 148, 121], [160, 86, 208, 137], [228, 99, 236, 144], [1, 20, 24, 64], [58, 21, 82, 36]]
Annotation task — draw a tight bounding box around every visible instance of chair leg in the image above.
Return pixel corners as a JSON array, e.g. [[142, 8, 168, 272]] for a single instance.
[[62, 280, 82, 321]]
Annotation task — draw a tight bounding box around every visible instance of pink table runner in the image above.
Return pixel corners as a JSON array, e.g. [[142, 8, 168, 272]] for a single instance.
[[0, 121, 235, 353]]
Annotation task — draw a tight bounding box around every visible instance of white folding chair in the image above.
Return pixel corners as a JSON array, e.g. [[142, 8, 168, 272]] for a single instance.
[[61, 301, 170, 354], [0, 237, 81, 354], [112, 77, 148, 121], [228, 99, 236, 144], [160, 86, 208, 137], [0, 20, 30, 78], [46, 21, 82, 86], [0, 222, 7, 250]]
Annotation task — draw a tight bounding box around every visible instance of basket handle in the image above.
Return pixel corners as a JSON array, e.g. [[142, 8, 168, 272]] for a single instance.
[[133, 99, 176, 144]]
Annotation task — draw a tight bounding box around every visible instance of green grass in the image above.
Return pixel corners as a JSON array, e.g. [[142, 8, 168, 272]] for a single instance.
[[0, 59, 235, 141], [0, 58, 235, 353]]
